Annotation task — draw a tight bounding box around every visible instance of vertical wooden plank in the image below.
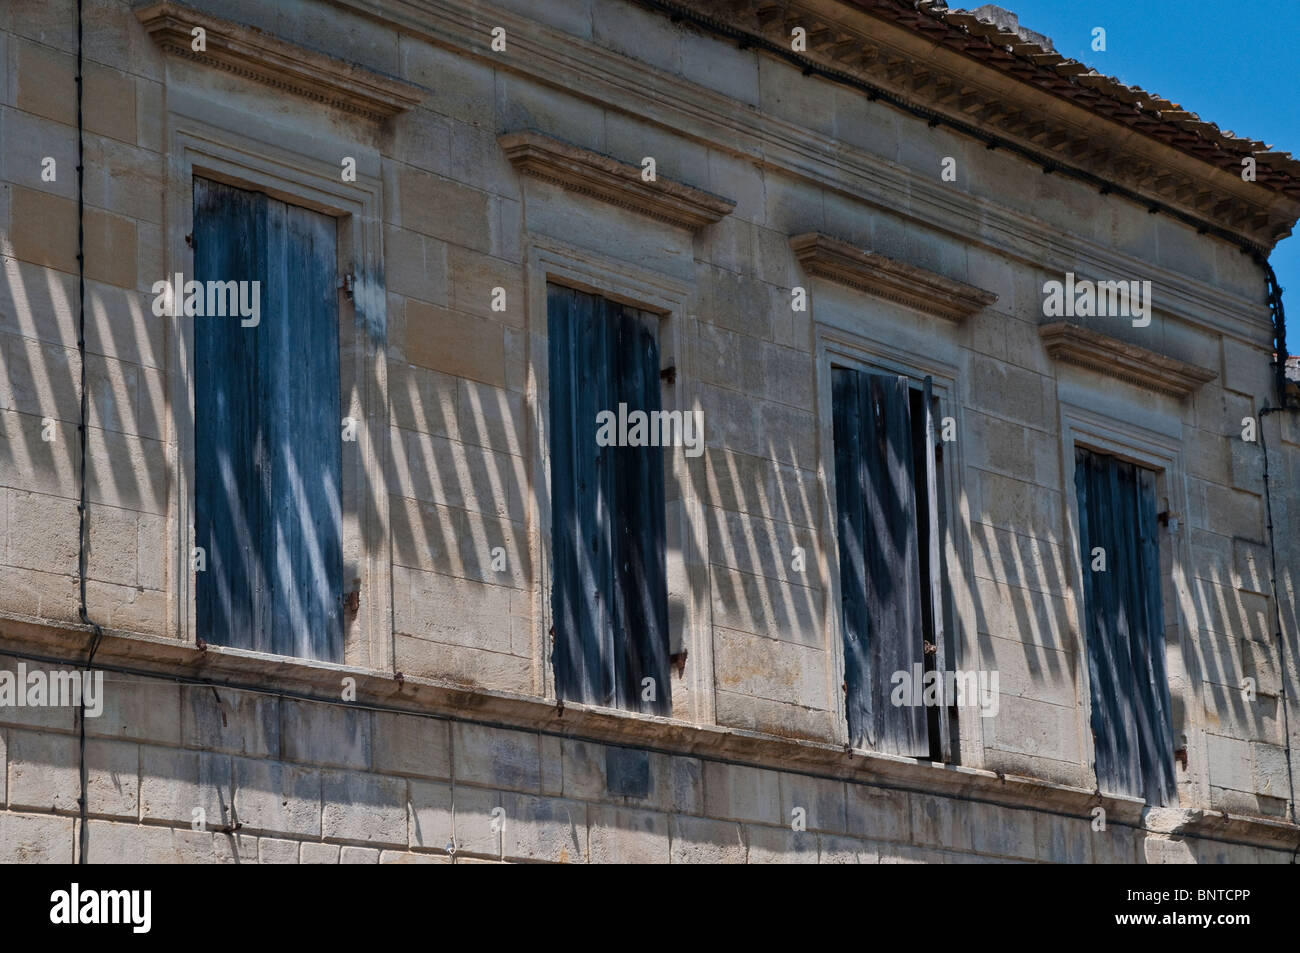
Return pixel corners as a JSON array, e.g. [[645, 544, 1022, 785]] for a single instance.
[[548, 285, 616, 707], [1133, 466, 1176, 805], [920, 376, 952, 762], [265, 198, 343, 662], [1109, 457, 1143, 794], [193, 177, 269, 653], [547, 284, 579, 701], [861, 373, 928, 757], [612, 304, 671, 715], [832, 368, 873, 748], [1079, 449, 1123, 795]]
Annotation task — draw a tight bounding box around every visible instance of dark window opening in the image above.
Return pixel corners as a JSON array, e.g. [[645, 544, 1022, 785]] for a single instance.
[[193, 177, 343, 662], [831, 368, 955, 760], [547, 283, 671, 715], [1074, 447, 1176, 806]]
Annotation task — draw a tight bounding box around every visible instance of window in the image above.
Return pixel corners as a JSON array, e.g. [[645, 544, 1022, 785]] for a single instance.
[[547, 283, 671, 715], [1074, 447, 1176, 806], [193, 177, 344, 662], [831, 368, 952, 759]]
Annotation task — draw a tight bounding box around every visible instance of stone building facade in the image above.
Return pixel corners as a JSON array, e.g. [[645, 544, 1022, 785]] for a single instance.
[[1, 0, 1298, 863]]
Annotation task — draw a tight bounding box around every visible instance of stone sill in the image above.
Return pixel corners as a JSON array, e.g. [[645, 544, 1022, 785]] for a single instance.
[[1, 610, 1295, 852]]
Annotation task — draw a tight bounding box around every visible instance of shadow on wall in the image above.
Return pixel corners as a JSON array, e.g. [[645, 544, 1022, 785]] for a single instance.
[[0, 189, 1288, 816]]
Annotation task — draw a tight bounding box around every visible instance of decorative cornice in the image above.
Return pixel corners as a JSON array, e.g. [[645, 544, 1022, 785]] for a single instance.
[[665, 0, 1297, 247], [134, 1, 424, 120], [790, 232, 997, 321], [1038, 322, 1218, 399], [498, 131, 736, 230]]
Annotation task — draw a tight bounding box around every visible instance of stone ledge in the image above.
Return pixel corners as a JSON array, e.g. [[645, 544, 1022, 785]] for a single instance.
[[134, 0, 424, 120], [790, 232, 998, 321], [2, 611, 1296, 852], [1038, 321, 1219, 399], [498, 130, 736, 230]]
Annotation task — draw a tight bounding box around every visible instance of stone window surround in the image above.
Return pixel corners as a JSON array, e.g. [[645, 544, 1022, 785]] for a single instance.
[[524, 237, 715, 725], [1057, 400, 1198, 808], [812, 324, 975, 762], [163, 117, 393, 671]]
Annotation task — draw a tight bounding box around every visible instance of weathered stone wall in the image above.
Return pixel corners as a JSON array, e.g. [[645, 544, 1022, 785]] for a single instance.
[[0, 0, 1296, 861], [0, 655, 1289, 863]]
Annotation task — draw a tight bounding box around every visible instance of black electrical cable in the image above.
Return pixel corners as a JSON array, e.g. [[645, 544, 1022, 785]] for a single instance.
[[74, 0, 106, 866], [1259, 406, 1297, 826]]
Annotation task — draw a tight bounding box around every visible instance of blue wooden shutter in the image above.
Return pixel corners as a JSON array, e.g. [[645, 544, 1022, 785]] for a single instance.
[[831, 369, 928, 756], [548, 285, 670, 714], [1075, 448, 1175, 805], [193, 178, 343, 662]]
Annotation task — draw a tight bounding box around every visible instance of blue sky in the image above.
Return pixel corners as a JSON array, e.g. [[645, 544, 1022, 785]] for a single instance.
[[996, 0, 1300, 324]]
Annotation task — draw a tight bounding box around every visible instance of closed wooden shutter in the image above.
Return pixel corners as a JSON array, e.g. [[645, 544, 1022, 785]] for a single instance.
[[831, 368, 929, 756], [194, 177, 343, 662], [1075, 448, 1175, 805], [548, 285, 671, 714]]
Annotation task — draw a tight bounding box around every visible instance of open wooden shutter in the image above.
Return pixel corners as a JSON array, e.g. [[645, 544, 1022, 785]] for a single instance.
[[610, 305, 671, 714], [918, 376, 952, 762], [194, 177, 343, 662], [831, 369, 928, 756], [1075, 448, 1174, 805], [548, 285, 670, 714]]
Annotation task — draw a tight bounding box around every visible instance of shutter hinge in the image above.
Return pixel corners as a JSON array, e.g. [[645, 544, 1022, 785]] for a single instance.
[[339, 272, 355, 300], [185, 233, 194, 249], [659, 365, 677, 385], [670, 649, 688, 676], [342, 581, 360, 614], [1157, 510, 1180, 532], [1174, 746, 1188, 770]]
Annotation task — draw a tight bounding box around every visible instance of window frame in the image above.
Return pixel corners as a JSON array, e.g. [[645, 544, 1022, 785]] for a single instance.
[[1058, 400, 1195, 807], [815, 326, 971, 759], [165, 118, 392, 670]]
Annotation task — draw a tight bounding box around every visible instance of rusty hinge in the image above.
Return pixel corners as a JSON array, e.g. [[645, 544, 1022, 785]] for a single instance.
[[659, 365, 677, 385], [342, 583, 360, 614], [670, 649, 688, 676], [339, 272, 355, 300], [185, 233, 195, 250], [1174, 746, 1188, 770]]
